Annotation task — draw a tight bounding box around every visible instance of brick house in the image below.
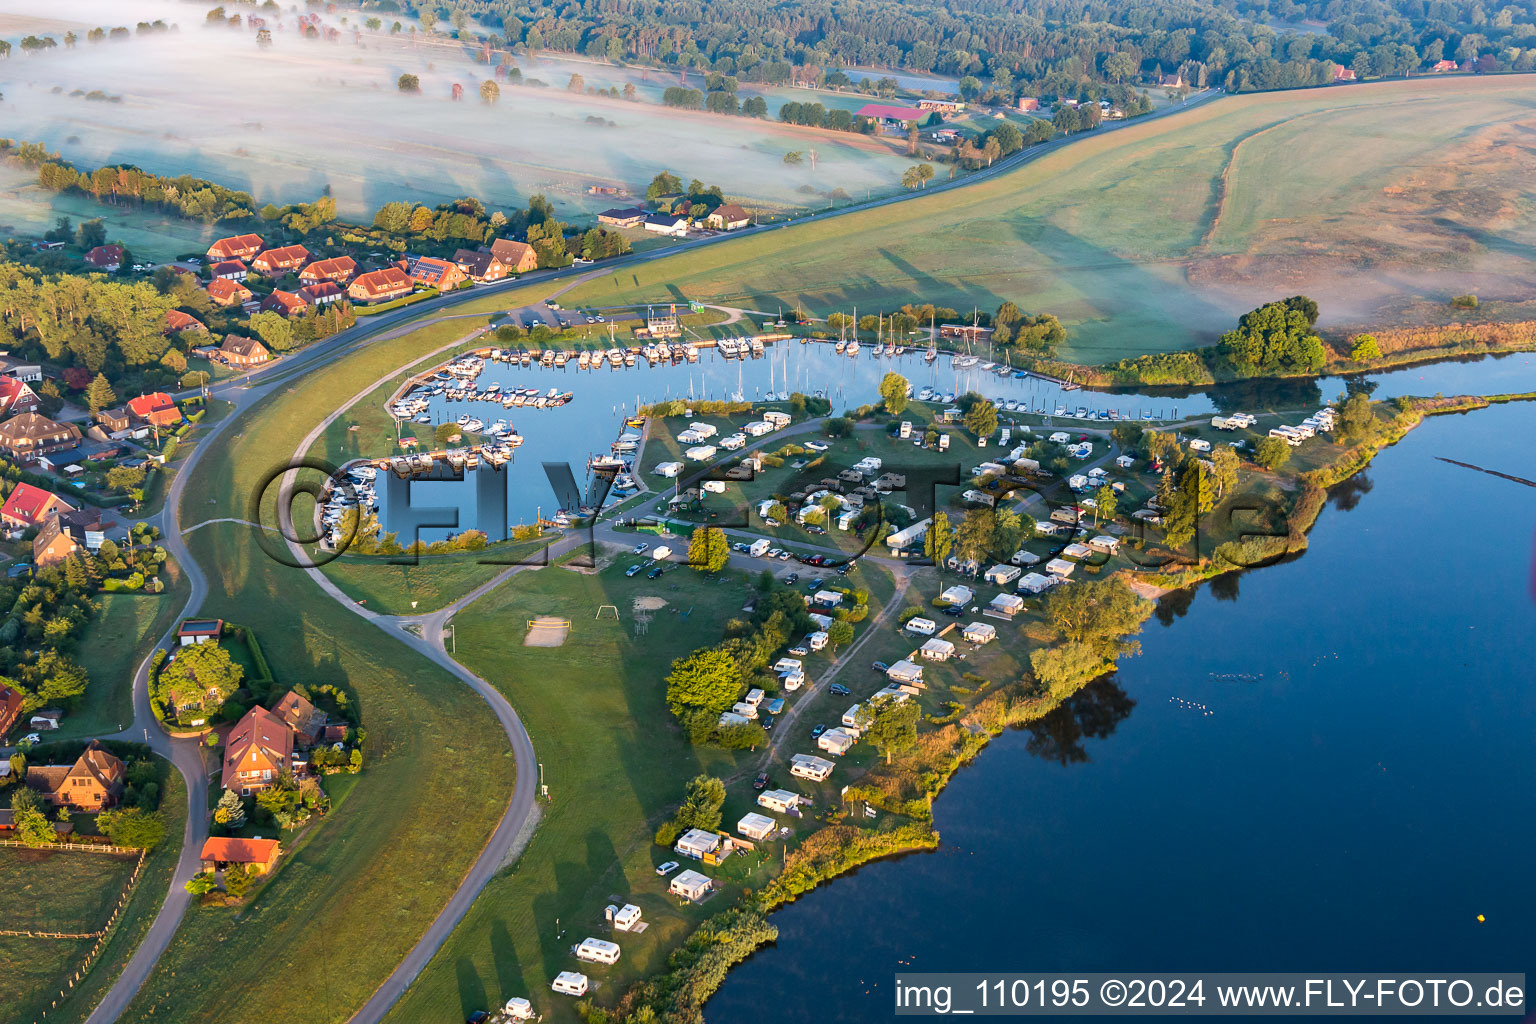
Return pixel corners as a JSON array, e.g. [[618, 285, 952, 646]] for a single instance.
[[0, 413, 82, 461], [222, 705, 295, 795], [0, 683, 24, 739], [220, 336, 272, 367], [84, 244, 125, 271], [33, 512, 89, 567], [207, 278, 254, 307], [211, 260, 248, 282], [95, 407, 133, 436], [0, 375, 41, 418], [164, 309, 208, 335], [403, 256, 467, 290], [207, 233, 264, 262], [273, 690, 328, 746], [27, 740, 126, 811], [2, 481, 75, 530], [260, 290, 307, 317], [452, 249, 509, 283], [299, 255, 357, 285], [126, 392, 182, 429], [298, 281, 344, 306], [488, 238, 539, 273], [250, 244, 311, 275], [347, 267, 414, 304]]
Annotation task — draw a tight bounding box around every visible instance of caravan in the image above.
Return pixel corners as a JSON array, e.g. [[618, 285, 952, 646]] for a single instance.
[[552, 972, 590, 997], [574, 938, 622, 965]]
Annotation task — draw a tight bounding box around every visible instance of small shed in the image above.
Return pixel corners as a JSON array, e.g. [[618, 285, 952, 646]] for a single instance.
[[737, 812, 777, 840], [669, 869, 713, 902], [962, 621, 997, 644]]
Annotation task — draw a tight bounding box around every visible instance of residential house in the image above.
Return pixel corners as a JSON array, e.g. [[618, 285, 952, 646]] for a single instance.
[[403, 255, 467, 290], [95, 407, 134, 437], [176, 618, 224, 645], [126, 392, 182, 429], [220, 335, 272, 367], [0, 683, 24, 739], [26, 740, 126, 811], [452, 249, 509, 283], [84, 244, 125, 271], [1160, 72, 1184, 87], [250, 244, 311, 275], [273, 689, 328, 745], [210, 260, 248, 282], [200, 836, 282, 875], [260, 290, 307, 317], [347, 267, 414, 304], [1333, 64, 1357, 81], [207, 278, 254, 307], [597, 206, 647, 228], [299, 255, 357, 285], [0, 357, 43, 383], [33, 510, 103, 567], [488, 238, 539, 274], [643, 213, 688, 237], [0, 376, 41, 419], [164, 309, 208, 335], [0, 413, 82, 461], [705, 204, 751, 230], [221, 705, 296, 795], [298, 281, 344, 306], [207, 233, 265, 262]]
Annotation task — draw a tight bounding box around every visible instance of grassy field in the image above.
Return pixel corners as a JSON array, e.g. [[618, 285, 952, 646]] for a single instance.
[[322, 545, 544, 615], [563, 77, 1536, 363], [117, 318, 520, 1024], [66, 582, 189, 740]]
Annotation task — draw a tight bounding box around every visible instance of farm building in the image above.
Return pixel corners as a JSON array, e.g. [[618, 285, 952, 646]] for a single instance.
[[200, 836, 282, 875]]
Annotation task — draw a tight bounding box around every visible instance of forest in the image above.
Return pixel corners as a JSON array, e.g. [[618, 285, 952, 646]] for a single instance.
[[386, 0, 1536, 97]]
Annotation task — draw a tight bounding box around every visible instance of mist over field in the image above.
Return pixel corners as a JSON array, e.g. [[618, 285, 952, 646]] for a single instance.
[[0, 1, 909, 222]]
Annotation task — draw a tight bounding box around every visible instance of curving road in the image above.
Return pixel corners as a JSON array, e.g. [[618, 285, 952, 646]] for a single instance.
[[75, 87, 1221, 1024]]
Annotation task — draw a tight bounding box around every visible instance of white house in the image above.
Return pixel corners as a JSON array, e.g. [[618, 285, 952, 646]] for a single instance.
[[987, 593, 1025, 619], [669, 869, 713, 901], [1018, 572, 1054, 595], [886, 659, 924, 685], [644, 213, 689, 236], [962, 621, 997, 644], [939, 584, 975, 607], [818, 727, 855, 755], [655, 461, 683, 477], [983, 564, 1021, 586], [758, 789, 800, 813], [904, 616, 937, 636], [885, 518, 931, 551], [1045, 557, 1076, 577], [737, 812, 777, 840], [675, 828, 721, 861], [919, 637, 956, 661], [789, 753, 835, 782]]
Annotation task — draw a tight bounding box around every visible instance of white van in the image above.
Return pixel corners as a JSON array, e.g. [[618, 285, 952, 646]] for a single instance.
[[574, 937, 621, 964], [552, 971, 590, 996]]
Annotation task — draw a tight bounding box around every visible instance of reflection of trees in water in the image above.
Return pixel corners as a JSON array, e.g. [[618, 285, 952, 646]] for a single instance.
[[1208, 570, 1242, 602], [1024, 677, 1136, 765], [1340, 375, 1379, 400], [1206, 376, 1323, 413], [1154, 586, 1196, 626], [1328, 471, 1374, 511]]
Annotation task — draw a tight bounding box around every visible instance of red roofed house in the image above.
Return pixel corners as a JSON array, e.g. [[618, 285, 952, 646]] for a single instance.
[[706, 203, 751, 230], [250, 244, 311, 275], [487, 238, 539, 274], [211, 260, 248, 281], [1, 480, 75, 530], [0, 375, 41, 417], [273, 689, 328, 746], [0, 683, 23, 740], [1018, 96, 1040, 112], [260, 290, 307, 316], [207, 278, 254, 307], [452, 249, 510, 283], [299, 255, 357, 285], [348, 267, 414, 304], [219, 335, 271, 367], [1431, 59, 1459, 72], [201, 836, 282, 875], [1333, 63, 1356, 81], [855, 102, 926, 128], [298, 281, 344, 306], [222, 705, 295, 795], [207, 233, 264, 262], [84, 244, 125, 271], [126, 392, 182, 429], [403, 256, 467, 290], [26, 740, 126, 811], [164, 309, 208, 335]]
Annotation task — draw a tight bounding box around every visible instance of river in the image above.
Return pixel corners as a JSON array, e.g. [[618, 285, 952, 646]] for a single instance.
[[704, 396, 1536, 1019], [374, 343, 1536, 539]]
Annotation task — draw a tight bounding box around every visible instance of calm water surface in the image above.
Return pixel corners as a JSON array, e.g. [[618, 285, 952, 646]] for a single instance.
[[705, 398, 1536, 1020]]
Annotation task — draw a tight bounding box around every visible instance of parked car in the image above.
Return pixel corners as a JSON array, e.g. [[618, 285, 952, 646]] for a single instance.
[[806, 578, 825, 590], [646, 566, 664, 579], [777, 550, 791, 560], [806, 525, 826, 535], [625, 564, 642, 577], [633, 542, 649, 554], [942, 604, 967, 617], [836, 563, 853, 575], [811, 724, 827, 738], [783, 573, 800, 585], [761, 716, 775, 730], [805, 441, 830, 452], [788, 645, 809, 657], [753, 772, 769, 790], [467, 1012, 492, 1024], [829, 684, 850, 696], [656, 861, 680, 876], [871, 660, 889, 672]]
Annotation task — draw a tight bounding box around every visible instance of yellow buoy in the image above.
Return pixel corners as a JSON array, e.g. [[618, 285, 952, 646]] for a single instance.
[[1477, 914, 1486, 923]]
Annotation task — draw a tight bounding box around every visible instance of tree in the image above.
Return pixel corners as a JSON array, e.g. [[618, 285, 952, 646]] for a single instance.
[[665, 648, 740, 718], [214, 788, 246, 828], [923, 511, 952, 565], [963, 399, 998, 438], [185, 872, 218, 896], [568, 72, 585, 92], [1042, 578, 1153, 659], [76, 218, 107, 249], [646, 170, 683, 200], [1210, 447, 1240, 497], [782, 150, 803, 165], [827, 620, 854, 650], [417, 8, 437, 33], [85, 372, 116, 413], [106, 465, 145, 493], [1349, 334, 1381, 361], [397, 73, 420, 93], [1030, 641, 1111, 698], [902, 165, 923, 190], [1337, 392, 1376, 442], [1093, 483, 1118, 524], [480, 79, 500, 104], [1217, 299, 1326, 376], [97, 807, 166, 849], [153, 641, 243, 713], [434, 422, 462, 446], [864, 694, 920, 763], [15, 808, 57, 847], [877, 372, 909, 414], [954, 508, 996, 563], [247, 311, 296, 352], [655, 774, 726, 844], [688, 526, 729, 573], [1254, 436, 1291, 470]]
